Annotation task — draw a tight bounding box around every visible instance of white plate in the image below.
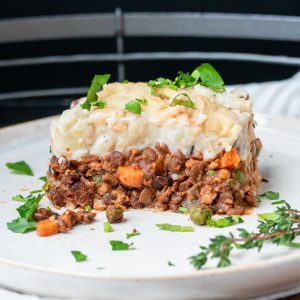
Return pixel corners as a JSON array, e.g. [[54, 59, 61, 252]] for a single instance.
[[0, 114, 300, 300]]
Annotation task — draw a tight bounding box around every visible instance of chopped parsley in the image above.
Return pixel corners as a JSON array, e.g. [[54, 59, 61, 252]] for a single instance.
[[260, 191, 280, 200], [233, 170, 245, 183], [7, 218, 36, 233], [7, 192, 44, 234], [12, 194, 27, 202], [104, 222, 113, 233], [207, 170, 216, 176], [71, 250, 87, 262], [191, 63, 225, 91], [147, 63, 225, 94], [5, 161, 34, 176], [30, 189, 43, 194], [206, 216, 244, 228], [168, 261, 175, 266], [257, 212, 278, 221], [126, 229, 140, 239], [85, 204, 92, 212], [170, 93, 196, 109], [156, 223, 194, 232], [178, 207, 188, 214], [81, 74, 110, 110], [17, 193, 43, 220], [174, 71, 197, 88], [125, 98, 147, 114], [39, 176, 47, 182], [109, 240, 134, 251]]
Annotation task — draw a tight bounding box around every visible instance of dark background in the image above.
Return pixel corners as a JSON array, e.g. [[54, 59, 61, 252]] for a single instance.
[[1, 1, 300, 126]]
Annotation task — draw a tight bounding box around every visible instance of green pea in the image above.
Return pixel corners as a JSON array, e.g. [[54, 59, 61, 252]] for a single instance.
[[190, 207, 212, 225]]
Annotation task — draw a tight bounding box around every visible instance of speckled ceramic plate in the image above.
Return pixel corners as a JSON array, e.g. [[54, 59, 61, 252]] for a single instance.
[[0, 114, 300, 300]]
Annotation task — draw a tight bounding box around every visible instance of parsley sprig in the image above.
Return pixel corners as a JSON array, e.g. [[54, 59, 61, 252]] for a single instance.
[[6, 161, 34, 176], [7, 192, 44, 233], [81, 74, 110, 110], [190, 200, 300, 270], [147, 63, 225, 95]]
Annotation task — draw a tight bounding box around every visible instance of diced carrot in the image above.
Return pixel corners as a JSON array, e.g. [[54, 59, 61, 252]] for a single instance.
[[37, 219, 59, 237], [220, 148, 240, 169], [117, 166, 144, 188]]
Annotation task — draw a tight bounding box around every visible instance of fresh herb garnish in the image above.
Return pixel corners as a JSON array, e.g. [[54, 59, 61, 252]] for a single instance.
[[125, 100, 142, 114], [206, 216, 244, 228], [17, 193, 43, 220], [6, 161, 34, 176], [170, 93, 196, 109], [71, 250, 87, 262], [207, 170, 216, 176], [123, 79, 129, 83], [109, 240, 134, 251], [12, 194, 27, 202], [147, 63, 225, 94], [7, 218, 36, 233], [7, 192, 44, 234], [178, 207, 188, 214], [125, 98, 147, 114], [260, 191, 280, 200], [174, 71, 197, 88], [88, 100, 106, 109], [39, 176, 47, 182], [233, 170, 245, 183], [30, 189, 43, 194], [84, 204, 92, 212], [189, 198, 300, 270], [156, 223, 194, 232], [104, 222, 113, 233], [257, 212, 278, 221], [81, 74, 110, 110], [135, 98, 147, 105], [191, 63, 225, 91], [168, 261, 175, 266], [126, 229, 140, 239]]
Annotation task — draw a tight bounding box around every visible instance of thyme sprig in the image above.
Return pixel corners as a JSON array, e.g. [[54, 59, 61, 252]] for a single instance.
[[190, 202, 300, 270]]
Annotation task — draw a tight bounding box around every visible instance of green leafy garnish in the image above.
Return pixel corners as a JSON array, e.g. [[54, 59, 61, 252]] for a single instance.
[[207, 170, 216, 176], [178, 207, 188, 214], [39, 176, 47, 182], [135, 98, 147, 105], [17, 193, 43, 220], [257, 212, 278, 221], [147, 63, 225, 94], [12, 194, 27, 202], [174, 71, 197, 88], [126, 229, 140, 239], [88, 100, 106, 109], [206, 216, 244, 228], [104, 222, 113, 233], [85, 205, 92, 212], [189, 197, 300, 270], [7, 218, 36, 233], [125, 100, 141, 114], [30, 189, 43, 194], [81, 74, 110, 110], [156, 223, 194, 232], [6, 161, 34, 176], [7, 192, 44, 233], [109, 240, 133, 251], [260, 191, 280, 200], [168, 261, 175, 266], [123, 79, 129, 83], [233, 170, 245, 183], [125, 98, 147, 114], [191, 63, 225, 91], [71, 250, 87, 262], [170, 93, 196, 109]]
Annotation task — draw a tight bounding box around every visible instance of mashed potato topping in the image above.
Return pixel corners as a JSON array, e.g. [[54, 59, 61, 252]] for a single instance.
[[50, 82, 252, 160]]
